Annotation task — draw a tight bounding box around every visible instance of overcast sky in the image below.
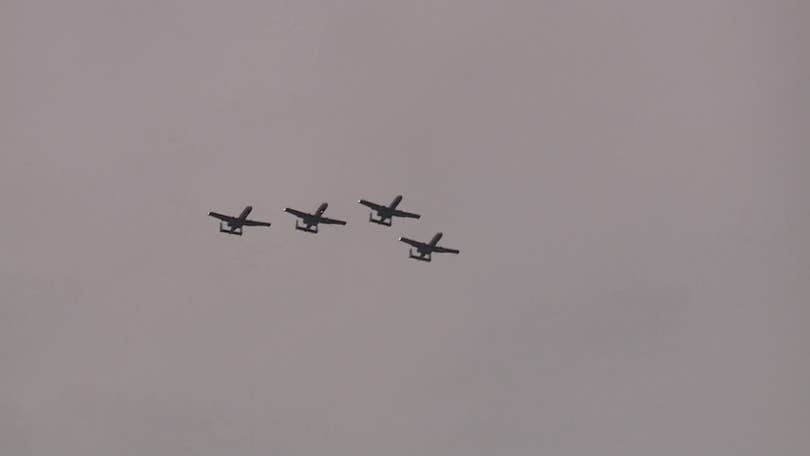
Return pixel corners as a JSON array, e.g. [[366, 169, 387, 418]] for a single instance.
[[1, 1, 808, 454]]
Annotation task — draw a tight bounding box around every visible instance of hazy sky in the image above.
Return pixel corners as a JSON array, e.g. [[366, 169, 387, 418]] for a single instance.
[[2, 1, 808, 454]]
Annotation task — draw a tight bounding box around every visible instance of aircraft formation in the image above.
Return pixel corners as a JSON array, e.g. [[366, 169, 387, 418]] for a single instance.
[[208, 195, 460, 262]]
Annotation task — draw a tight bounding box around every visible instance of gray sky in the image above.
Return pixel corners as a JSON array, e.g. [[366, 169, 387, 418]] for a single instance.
[[1, 1, 808, 454]]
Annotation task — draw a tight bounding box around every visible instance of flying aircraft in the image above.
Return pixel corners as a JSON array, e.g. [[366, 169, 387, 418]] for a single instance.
[[399, 232, 460, 262], [284, 202, 347, 233], [208, 206, 271, 235], [358, 194, 421, 226]]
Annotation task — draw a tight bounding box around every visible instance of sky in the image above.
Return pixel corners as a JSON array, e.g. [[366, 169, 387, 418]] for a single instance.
[[1, 1, 808, 454]]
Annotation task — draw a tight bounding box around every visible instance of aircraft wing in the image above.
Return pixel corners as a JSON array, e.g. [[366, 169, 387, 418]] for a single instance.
[[399, 237, 427, 249], [208, 211, 235, 222], [432, 246, 460, 254], [358, 199, 385, 211], [392, 209, 421, 219], [242, 219, 271, 227], [317, 216, 347, 225], [284, 208, 310, 219]]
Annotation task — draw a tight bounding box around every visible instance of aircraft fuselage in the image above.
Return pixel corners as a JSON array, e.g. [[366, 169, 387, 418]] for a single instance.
[[388, 195, 402, 210], [229, 206, 252, 227], [374, 195, 403, 219], [413, 232, 443, 254]]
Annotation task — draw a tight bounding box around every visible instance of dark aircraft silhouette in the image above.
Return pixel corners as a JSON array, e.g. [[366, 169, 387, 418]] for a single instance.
[[399, 232, 460, 262], [358, 194, 421, 226], [208, 206, 271, 235], [284, 202, 347, 233]]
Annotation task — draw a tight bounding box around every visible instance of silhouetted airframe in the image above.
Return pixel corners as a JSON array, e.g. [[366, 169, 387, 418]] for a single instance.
[[208, 206, 271, 235], [399, 232, 460, 262], [284, 202, 347, 233], [358, 194, 421, 226]]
